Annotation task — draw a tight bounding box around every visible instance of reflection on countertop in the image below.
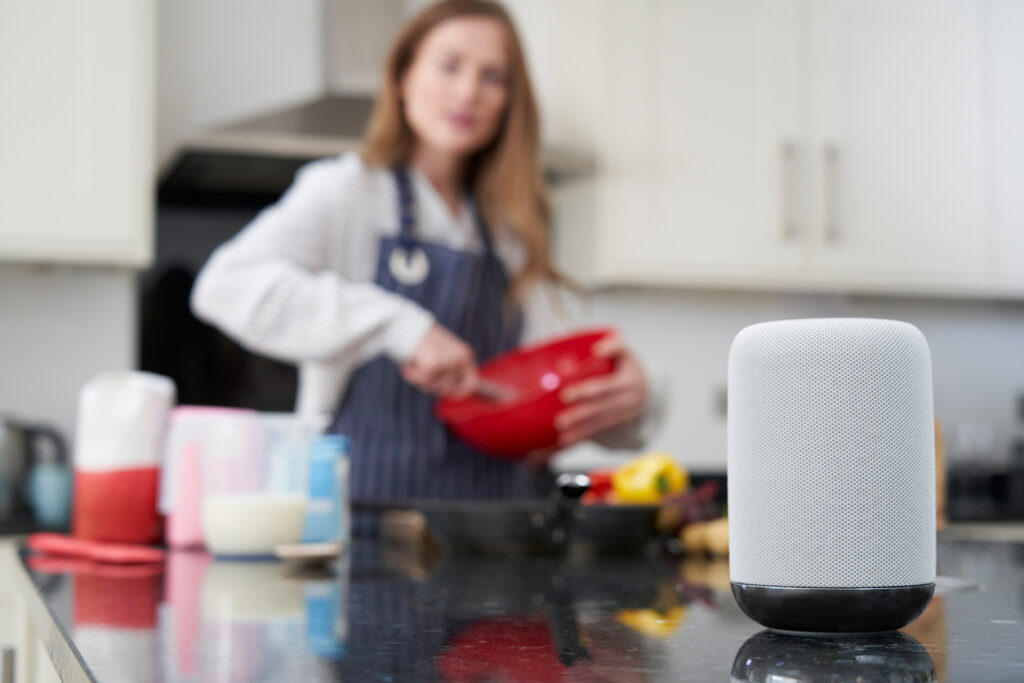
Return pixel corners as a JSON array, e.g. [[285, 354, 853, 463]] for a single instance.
[[733, 630, 937, 682], [6, 536, 1024, 682]]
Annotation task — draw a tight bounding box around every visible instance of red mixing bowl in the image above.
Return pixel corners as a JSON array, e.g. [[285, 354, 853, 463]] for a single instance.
[[436, 328, 617, 460]]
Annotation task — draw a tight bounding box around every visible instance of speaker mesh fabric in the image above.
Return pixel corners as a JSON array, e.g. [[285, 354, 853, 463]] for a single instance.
[[728, 319, 936, 588]]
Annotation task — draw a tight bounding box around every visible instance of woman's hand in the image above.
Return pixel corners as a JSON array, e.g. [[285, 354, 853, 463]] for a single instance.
[[555, 335, 648, 446], [401, 323, 479, 397]]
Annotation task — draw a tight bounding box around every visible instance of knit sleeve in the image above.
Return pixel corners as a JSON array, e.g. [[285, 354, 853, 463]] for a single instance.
[[190, 156, 434, 366]]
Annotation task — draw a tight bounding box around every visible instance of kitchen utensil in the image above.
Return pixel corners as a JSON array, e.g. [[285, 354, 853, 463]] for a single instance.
[[472, 378, 518, 402], [26, 459, 72, 529], [0, 415, 69, 525], [160, 406, 259, 548], [436, 328, 616, 459], [410, 473, 660, 555], [27, 532, 166, 564], [201, 412, 325, 556], [73, 371, 176, 544]]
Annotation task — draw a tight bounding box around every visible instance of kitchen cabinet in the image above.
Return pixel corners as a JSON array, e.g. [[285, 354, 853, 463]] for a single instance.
[[0, 544, 65, 683], [807, 0, 987, 287], [990, 0, 1024, 290], [542, 0, 1018, 298], [603, 0, 807, 283], [0, 1, 154, 267]]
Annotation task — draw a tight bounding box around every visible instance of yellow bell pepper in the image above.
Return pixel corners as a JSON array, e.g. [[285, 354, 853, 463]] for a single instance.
[[611, 452, 688, 504]]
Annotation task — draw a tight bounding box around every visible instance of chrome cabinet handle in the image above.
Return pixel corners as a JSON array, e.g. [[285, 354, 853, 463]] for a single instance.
[[780, 141, 798, 242], [823, 144, 840, 243]]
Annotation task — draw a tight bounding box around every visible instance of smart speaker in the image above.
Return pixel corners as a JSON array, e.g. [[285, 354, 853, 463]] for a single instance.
[[727, 318, 936, 633]]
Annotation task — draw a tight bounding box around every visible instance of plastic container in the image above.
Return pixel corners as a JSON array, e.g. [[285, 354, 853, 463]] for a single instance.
[[302, 435, 350, 545], [435, 328, 616, 459], [73, 371, 175, 544], [200, 413, 326, 557], [160, 406, 259, 549]]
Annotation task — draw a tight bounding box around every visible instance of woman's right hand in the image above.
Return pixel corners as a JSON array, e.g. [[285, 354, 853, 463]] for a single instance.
[[400, 323, 478, 397]]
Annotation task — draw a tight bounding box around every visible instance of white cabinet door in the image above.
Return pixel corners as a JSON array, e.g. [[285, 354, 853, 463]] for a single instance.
[[537, 0, 1016, 297], [534, 0, 615, 284], [808, 0, 986, 285], [607, 0, 807, 282], [0, 1, 154, 266], [990, 0, 1024, 290]]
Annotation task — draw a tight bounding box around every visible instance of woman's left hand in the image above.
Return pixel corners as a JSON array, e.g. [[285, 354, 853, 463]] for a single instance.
[[554, 335, 648, 447]]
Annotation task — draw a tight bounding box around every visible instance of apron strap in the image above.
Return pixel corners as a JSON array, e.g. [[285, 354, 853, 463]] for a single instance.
[[393, 166, 417, 250], [391, 166, 497, 260]]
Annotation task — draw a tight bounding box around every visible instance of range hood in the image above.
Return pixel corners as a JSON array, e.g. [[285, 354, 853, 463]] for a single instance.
[[158, 93, 594, 208]]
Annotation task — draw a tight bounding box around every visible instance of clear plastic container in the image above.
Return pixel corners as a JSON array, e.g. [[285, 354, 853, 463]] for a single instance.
[[200, 413, 326, 557], [161, 406, 259, 549]]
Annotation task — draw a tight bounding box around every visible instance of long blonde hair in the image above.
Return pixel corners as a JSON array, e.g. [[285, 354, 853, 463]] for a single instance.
[[361, 0, 560, 298]]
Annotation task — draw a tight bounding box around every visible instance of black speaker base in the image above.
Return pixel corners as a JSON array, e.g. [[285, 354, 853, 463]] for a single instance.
[[731, 582, 935, 633]]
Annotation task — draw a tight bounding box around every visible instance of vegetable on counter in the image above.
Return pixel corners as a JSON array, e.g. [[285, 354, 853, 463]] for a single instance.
[[576, 452, 729, 560], [580, 467, 617, 505], [679, 516, 729, 557], [610, 452, 689, 504]]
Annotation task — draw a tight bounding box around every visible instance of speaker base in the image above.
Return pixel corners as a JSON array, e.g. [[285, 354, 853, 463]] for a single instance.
[[731, 582, 935, 633]]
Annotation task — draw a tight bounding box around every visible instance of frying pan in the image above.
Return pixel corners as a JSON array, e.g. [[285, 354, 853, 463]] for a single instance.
[[406, 473, 662, 555]]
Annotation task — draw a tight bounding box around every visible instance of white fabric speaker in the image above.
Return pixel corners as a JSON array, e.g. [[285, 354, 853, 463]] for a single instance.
[[727, 318, 936, 632]]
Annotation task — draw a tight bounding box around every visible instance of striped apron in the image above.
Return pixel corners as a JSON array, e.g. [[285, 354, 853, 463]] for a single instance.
[[332, 167, 538, 529]]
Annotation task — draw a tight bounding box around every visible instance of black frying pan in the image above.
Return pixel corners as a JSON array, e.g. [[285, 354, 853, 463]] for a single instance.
[[407, 474, 661, 555]]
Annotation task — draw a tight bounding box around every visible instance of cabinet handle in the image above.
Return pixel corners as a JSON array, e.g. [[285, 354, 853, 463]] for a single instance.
[[780, 141, 798, 242], [823, 144, 840, 243], [1, 647, 12, 683]]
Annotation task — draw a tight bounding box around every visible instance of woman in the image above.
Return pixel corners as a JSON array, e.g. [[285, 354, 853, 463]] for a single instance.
[[191, 0, 655, 510]]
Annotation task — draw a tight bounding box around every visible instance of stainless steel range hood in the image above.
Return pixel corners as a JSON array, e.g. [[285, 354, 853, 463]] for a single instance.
[[187, 94, 376, 160], [158, 93, 594, 207]]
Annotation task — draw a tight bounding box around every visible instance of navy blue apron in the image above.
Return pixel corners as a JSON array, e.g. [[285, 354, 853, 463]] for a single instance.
[[332, 167, 538, 524]]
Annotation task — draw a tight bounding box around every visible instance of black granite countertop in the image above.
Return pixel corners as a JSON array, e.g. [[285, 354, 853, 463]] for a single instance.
[[12, 536, 1024, 682]]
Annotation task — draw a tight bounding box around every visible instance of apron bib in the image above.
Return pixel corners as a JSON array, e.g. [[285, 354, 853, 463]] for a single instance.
[[332, 168, 534, 511]]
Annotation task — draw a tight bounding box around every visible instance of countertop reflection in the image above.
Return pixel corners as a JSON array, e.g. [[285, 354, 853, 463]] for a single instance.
[[12, 538, 1024, 682]]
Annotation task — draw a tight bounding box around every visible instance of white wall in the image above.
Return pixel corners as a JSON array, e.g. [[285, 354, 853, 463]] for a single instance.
[[553, 289, 1024, 473], [157, 0, 324, 168], [0, 265, 135, 440]]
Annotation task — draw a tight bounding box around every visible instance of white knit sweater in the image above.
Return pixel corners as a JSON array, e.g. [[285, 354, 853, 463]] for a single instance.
[[191, 153, 576, 418]]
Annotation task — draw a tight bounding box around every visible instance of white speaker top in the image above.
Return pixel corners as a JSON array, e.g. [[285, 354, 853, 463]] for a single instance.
[[728, 318, 936, 589]]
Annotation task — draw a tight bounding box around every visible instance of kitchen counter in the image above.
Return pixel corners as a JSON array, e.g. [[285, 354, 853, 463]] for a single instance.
[[4, 533, 1024, 682]]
